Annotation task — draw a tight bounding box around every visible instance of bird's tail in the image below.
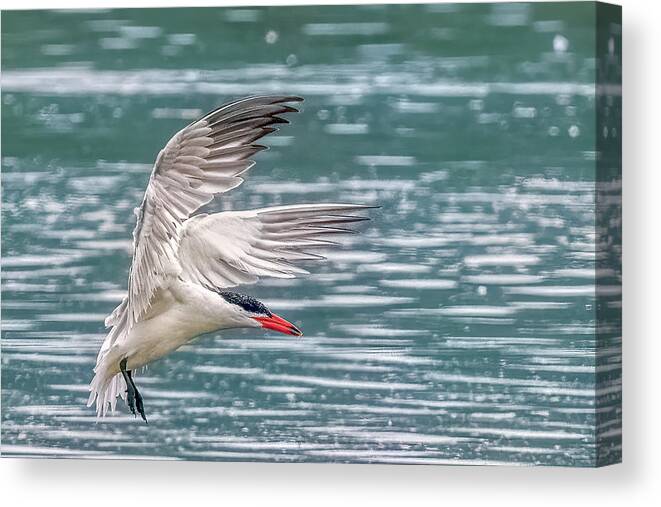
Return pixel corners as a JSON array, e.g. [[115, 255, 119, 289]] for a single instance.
[[89, 298, 129, 417], [87, 368, 127, 418]]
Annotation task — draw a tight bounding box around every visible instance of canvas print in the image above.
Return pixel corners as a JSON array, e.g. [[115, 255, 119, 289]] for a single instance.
[[1, 2, 621, 466]]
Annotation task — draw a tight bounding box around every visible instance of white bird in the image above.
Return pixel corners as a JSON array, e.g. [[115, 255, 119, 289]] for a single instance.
[[88, 95, 374, 422]]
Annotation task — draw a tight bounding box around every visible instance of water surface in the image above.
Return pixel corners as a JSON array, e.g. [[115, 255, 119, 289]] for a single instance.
[[1, 3, 621, 466]]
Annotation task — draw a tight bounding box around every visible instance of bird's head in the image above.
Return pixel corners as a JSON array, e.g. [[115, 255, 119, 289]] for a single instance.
[[217, 291, 302, 337]]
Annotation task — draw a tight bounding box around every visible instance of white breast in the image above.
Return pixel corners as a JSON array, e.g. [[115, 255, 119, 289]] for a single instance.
[[111, 281, 230, 371]]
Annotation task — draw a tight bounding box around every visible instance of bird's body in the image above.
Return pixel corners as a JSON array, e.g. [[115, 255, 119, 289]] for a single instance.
[[88, 96, 374, 421], [96, 281, 232, 376]]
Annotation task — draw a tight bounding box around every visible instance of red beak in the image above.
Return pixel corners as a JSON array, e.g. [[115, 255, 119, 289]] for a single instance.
[[252, 314, 303, 337]]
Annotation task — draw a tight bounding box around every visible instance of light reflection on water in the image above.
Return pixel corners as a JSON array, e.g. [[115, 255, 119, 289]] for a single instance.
[[1, 3, 620, 466]]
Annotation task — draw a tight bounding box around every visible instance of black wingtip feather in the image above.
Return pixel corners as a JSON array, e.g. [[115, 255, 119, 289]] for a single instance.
[[203, 97, 302, 129], [278, 105, 300, 114]]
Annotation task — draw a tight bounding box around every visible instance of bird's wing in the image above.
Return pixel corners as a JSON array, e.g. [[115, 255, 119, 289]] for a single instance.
[[119, 95, 303, 329], [177, 203, 374, 290]]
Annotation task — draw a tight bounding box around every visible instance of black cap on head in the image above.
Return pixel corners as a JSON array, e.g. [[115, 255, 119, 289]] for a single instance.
[[217, 290, 271, 316]]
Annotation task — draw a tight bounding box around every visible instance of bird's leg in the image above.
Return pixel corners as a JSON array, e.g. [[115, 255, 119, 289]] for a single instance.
[[119, 358, 136, 416], [119, 358, 148, 423], [131, 371, 148, 424]]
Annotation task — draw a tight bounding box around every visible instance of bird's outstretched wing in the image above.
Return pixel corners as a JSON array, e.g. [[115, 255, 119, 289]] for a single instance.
[[121, 95, 303, 328], [177, 204, 375, 290]]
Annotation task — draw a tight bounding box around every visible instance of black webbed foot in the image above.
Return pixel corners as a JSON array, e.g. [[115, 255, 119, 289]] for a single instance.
[[134, 387, 147, 424], [126, 383, 136, 416]]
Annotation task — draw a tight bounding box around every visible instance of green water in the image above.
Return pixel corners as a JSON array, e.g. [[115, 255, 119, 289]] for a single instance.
[[1, 3, 621, 466]]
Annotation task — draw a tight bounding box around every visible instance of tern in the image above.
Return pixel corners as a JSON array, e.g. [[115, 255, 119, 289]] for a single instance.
[[87, 96, 374, 422]]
